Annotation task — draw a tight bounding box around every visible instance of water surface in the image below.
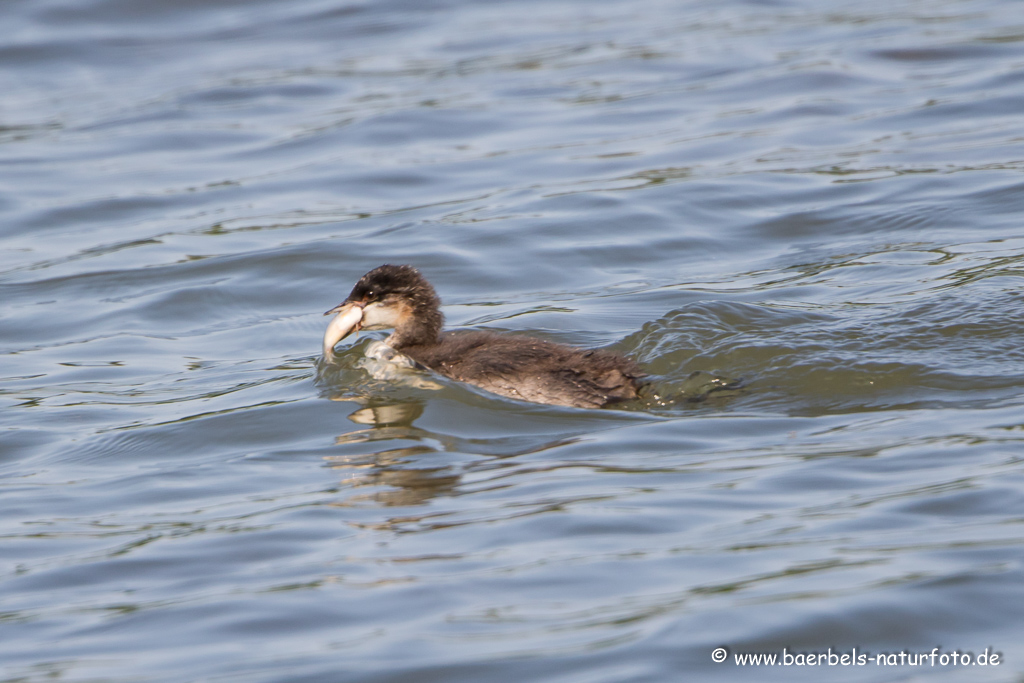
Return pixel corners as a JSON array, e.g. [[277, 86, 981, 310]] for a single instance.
[[3, 0, 1024, 681]]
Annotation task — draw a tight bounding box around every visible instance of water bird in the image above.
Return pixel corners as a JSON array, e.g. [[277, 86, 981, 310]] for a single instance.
[[322, 264, 645, 408]]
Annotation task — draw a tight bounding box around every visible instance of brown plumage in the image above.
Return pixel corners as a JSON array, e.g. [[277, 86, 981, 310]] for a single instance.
[[323, 265, 645, 408]]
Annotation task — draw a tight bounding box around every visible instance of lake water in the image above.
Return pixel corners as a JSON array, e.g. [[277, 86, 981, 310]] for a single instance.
[[3, 0, 1024, 681]]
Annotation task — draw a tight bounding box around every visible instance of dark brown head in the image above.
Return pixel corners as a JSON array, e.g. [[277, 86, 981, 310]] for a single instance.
[[323, 265, 443, 354]]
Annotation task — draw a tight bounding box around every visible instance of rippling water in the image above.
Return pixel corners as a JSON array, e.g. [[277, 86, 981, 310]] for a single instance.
[[3, 0, 1024, 681]]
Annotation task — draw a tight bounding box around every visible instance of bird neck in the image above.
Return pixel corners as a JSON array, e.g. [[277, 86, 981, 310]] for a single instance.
[[387, 301, 443, 349]]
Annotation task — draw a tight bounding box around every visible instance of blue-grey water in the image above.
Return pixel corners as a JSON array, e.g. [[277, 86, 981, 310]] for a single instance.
[[3, 0, 1024, 681]]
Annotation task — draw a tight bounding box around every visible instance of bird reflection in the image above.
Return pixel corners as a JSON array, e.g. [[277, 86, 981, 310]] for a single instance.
[[323, 397, 453, 507], [327, 446, 462, 508], [321, 394, 583, 512]]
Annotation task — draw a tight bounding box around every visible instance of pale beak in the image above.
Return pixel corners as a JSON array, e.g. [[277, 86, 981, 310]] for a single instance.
[[322, 302, 364, 358]]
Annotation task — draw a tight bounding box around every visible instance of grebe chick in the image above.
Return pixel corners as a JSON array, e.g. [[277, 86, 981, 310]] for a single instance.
[[323, 264, 645, 408]]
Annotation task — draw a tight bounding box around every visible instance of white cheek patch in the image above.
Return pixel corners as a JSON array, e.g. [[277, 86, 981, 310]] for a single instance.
[[322, 305, 364, 357], [360, 302, 403, 330]]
